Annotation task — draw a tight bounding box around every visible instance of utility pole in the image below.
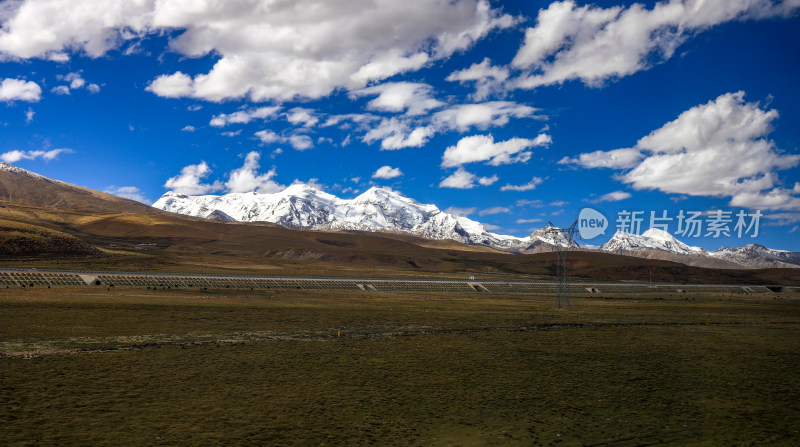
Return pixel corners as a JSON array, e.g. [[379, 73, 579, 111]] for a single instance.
[[545, 221, 579, 310]]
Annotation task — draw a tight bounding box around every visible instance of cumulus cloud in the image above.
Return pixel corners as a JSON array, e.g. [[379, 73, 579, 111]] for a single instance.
[[441, 133, 551, 168], [591, 191, 632, 203], [50, 85, 70, 95], [104, 185, 149, 203], [0, 78, 41, 102], [433, 101, 542, 132], [512, 0, 800, 89], [254, 130, 313, 150], [286, 108, 318, 128], [446, 57, 509, 100], [163, 161, 223, 195], [209, 106, 281, 127], [181, 125, 195, 132], [288, 135, 313, 151], [372, 165, 403, 180], [565, 91, 800, 210], [52, 72, 100, 95], [226, 151, 283, 193], [559, 148, 644, 169], [255, 130, 282, 144], [0, 148, 71, 163], [147, 72, 193, 98], [500, 177, 544, 192], [0, 1, 514, 101], [24, 107, 34, 122], [363, 118, 434, 150], [439, 167, 497, 189], [352, 82, 444, 116]]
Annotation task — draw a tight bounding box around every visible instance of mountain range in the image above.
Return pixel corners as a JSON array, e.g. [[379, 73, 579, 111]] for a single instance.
[[153, 185, 799, 269], [2, 161, 797, 271], [153, 186, 578, 253]]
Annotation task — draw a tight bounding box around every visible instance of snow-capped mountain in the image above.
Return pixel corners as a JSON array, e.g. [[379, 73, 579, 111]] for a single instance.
[[600, 228, 705, 256], [152, 185, 577, 251], [710, 243, 800, 268]]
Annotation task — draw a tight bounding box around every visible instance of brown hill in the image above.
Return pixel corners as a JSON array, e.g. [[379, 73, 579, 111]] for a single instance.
[[0, 217, 101, 258], [0, 162, 163, 214]]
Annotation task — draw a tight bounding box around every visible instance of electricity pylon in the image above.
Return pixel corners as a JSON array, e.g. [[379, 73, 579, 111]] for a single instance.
[[545, 220, 579, 310]]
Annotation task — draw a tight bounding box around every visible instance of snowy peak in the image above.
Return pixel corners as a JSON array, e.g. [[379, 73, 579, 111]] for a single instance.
[[1, 162, 57, 183], [153, 185, 534, 250], [710, 243, 800, 268], [601, 229, 703, 255], [528, 224, 580, 249]]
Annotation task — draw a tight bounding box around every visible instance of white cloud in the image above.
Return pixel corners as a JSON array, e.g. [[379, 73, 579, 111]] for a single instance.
[[517, 199, 544, 207], [0, 148, 71, 163], [432, 101, 542, 132], [559, 148, 644, 169], [58, 72, 85, 89], [254, 130, 313, 151], [181, 125, 195, 132], [86, 83, 100, 93], [145, 71, 193, 98], [163, 161, 223, 195], [446, 57, 509, 100], [288, 135, 313, 151], [209, 106, 281, 127], [0, 1, 512, 101], [512, 0, 800, 89], [221, 130, 242, 137], [566, 92, 800, 210], [444, 206, 476, 217], [441, 133, 551, 168], [363, 118, 434, 150], [372, 165, 403, 180], [516, 218, 543, 224], [105, 186, 149, 203], [50, 85, 70, 95], [321, 113, 380, 128], [479, 206, 511, 216], [591, 191, 632, 203], [255, 130, 282, 144], [24, 107, 33, 122], [0, 78, 41, 102], [500, 177, 544, 192], [478, 174, 499, 186], [226, 151, 283, 193], [287, 107, 319, 128], [352, 82, 444, 116], [439, 167, 497, 189]]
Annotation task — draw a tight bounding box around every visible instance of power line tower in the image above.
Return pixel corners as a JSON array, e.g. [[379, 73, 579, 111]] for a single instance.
[[545, 220, 579, 310]]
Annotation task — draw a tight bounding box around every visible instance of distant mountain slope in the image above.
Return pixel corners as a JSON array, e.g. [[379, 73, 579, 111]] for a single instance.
[[601, 228, 704, 255], [711, 243, 800, 269], [600, 228, 800, 269], [0, 162, 161, 215]]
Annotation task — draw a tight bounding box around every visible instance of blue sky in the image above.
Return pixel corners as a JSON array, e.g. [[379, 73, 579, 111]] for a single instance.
[[1, 0, 799, 250]]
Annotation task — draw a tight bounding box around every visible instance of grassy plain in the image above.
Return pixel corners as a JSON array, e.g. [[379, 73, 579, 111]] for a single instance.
[[1, 287, 799, 446]]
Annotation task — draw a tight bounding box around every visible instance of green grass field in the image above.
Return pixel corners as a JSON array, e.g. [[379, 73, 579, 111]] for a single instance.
[[1, 288, 799, 446]]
